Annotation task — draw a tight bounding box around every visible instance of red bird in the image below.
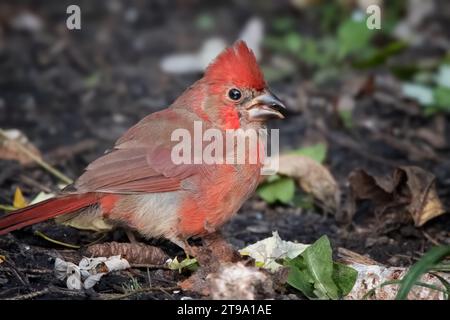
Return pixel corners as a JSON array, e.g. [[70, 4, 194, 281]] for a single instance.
[[0, 41, 285, 249]]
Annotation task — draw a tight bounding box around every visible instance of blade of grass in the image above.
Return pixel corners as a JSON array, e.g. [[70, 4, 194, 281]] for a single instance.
[[396, 245, 450, 300], [34, 230, 80, 249], [430, 273, 450, 300]]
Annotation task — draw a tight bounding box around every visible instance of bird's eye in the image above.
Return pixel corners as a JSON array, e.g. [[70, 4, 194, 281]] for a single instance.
[[228, 88, 242, 101]]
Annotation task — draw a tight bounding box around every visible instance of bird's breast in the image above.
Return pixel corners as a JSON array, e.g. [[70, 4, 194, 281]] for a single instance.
[[176, 162, 261, 238]]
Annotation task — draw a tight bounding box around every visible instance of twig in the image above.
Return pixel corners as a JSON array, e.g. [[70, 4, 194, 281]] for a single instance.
[[34, 230, 80, 249], [19, 174, 53, 193], [102, 286, 180, 300], [130, 264, 170, 270], [6, 288, 49, 300], [2, 259, 29, 287], [0, 128, 73, 184], [1, 267, 53, 274], [422, 230, 442, 246], [47, 139, 97, 162]]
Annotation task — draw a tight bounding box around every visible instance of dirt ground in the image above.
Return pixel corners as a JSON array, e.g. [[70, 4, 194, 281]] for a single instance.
[[0, 1, 449, 299]]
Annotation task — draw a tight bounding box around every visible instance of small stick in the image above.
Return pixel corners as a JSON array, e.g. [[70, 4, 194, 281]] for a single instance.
[[422, 230, 442, 246], [130, 264, 170, 270], [103, 286, 180, 300], [19, 174, 53, 193], [6, 288, 50, 300], [0, 128, 73, 185]]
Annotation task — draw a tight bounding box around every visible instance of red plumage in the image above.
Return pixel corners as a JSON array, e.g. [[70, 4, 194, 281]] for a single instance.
[[0, 194, 99, 235]]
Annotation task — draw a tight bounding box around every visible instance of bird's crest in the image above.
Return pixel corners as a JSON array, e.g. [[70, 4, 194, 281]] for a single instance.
[[204, 41, 266, 90]]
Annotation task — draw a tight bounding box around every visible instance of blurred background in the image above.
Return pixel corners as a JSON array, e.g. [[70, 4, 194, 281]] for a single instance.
[[0, 0, 449, 268]]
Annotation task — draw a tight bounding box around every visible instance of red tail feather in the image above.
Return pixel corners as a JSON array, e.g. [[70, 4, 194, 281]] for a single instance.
[[0, 193, 100, 235]]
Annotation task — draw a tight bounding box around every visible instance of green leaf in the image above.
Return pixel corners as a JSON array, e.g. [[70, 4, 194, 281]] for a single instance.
[[353, 41, 407, 69], [292, 193, 314, 209], [286, 256, 316, 299], [195, 13, 214, 30], [339, 110, 353, 129], [284, 33, 303, 53], [337, 19, 374, 58], [83, 73, 100, 88], [302, 235, 339, 299], [396, 245, 450, 299], [257, 176, 295, 204], [434, 86, 450, 111], [291, 143, 327, 163], [272, 17, 295, 32], [332, 262, 358, 297]]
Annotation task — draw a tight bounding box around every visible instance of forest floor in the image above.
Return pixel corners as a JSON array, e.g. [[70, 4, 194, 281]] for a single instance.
[[0, 1, 449, 299]]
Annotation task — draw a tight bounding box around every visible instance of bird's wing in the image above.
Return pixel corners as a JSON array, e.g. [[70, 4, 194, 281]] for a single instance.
[[74, 108, 212, 194]]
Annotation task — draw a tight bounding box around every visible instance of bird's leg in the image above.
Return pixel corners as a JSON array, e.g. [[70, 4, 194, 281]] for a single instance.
[[125, 229, 138, 243], [168, 236, 198, 258]]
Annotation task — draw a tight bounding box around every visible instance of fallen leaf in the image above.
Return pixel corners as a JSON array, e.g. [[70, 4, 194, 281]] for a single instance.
[[285, 235, 357, 300], [277, 154, 341, 212], [257, 176, 295, 204], [29, 191, 55, 205], [348, 166, 446, 226], [13, 187, 27, 209], [0, 255, 5, 264], [84, 242, 168, 265], [0, 129, 42, 165], [290, 143, 327, 163], [239, 231, 309, 272], [300, 236, 339, 299]]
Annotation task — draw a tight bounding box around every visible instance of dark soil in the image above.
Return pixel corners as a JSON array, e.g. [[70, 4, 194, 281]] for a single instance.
[[0, 0, 449, 299]]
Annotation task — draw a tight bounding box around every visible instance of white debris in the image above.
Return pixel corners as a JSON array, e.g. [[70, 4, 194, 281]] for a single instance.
[[29, 191, 55, 205], [436, 64, 450, 89], [54, 256, 130, 290], [345, 263, 449, 300], [239, 231, 309, 272], [11, 12, 43, 32], [207, 262, 273, 300], [160, 17, 264, 74], [238, 17, 264, 61]]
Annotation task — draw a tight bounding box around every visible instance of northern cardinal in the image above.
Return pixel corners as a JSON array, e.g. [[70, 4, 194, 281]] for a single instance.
[[0, 41, 285, 249]]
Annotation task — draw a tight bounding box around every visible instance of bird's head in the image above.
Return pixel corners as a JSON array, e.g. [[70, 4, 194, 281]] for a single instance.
[[198, 41, 286, 129]]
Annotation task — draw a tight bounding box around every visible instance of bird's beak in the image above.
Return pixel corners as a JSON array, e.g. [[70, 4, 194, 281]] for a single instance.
[[247, 91, 286, 121]]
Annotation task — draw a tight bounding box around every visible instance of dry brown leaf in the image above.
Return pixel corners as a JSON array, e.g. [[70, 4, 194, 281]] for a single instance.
[[277, 154, 341, 213], [0, 129, 42, 165], [348, 166, 446, 226], [84, 242, 168, 265]]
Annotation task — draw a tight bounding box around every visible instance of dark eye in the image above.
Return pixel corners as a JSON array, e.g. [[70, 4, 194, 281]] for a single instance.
[[228, 88, 242, 101]]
